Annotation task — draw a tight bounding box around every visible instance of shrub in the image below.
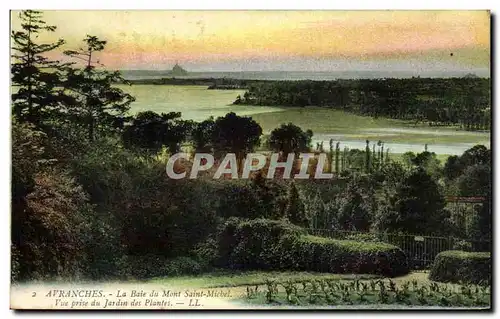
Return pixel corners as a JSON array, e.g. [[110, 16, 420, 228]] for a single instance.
[[208, 218, 305, 270], [216, 178, 287, 220], [206, 218, 409, 277], [293, 235, 409, 277], [119, 255, 209, 280], [13, 168, 93, 281], [452, 240, 473, 251], [163, 256, 210, 277], [72, 143, 219, 259], [429, 250, 491, 285]]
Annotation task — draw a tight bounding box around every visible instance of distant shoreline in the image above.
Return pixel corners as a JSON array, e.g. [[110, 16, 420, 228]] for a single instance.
[[123, 77, 269, 89], [122, 75, 490, 89]]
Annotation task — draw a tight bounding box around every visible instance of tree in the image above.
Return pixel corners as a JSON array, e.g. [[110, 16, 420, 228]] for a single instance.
[[460, 144, 491, 167], [64, 35, 135, 140], [305, 192, 328, 229], [456, 164, 491, 197], [268, 123, 313, 156], [191, 117, 215, 153], [335, 142, 340, 173], [372, 161, 407, 190], [444, 144, 490, 182], [443, 155, 463, 181], [412, 151, 443, 180], [346, 149, 366, 171], [364, 140, 371, 173], [123, 111, 192, 154], [337, 181, 372, 231], [285, 182, 309, 227], [468, 192, 491, 241], [211, 112, 262, 160], [401, 152, 416, 169], [381, 168, 448, 235], [11, 10, 67, 127]]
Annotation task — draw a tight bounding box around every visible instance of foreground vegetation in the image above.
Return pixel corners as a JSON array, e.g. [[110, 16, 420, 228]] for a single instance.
[[241, 277, 490, 308], [429, 251, 491, 285], [146, 270, 380, 289]]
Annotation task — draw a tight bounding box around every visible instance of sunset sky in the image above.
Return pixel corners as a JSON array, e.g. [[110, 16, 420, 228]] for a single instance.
[[10, 10, 490, 73]]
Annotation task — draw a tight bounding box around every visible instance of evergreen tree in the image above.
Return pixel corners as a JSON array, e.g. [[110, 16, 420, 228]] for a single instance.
[[365, 140, 370, 173], [372, 144, 376, 171], [469, 193, 491, 242], [381, 167, 449, 235], [337, 181, 372, 231], [380, 142, 385, 166], [305, 192, 328, 229], [335, 142, 340, 173], [328, 139, 334, 173], [11, 10, 67, 127], [285, 182, 309, 227], [63, 35, 135, 140]]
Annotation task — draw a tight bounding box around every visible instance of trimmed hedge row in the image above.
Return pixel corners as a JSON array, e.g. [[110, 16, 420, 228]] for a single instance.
[[293, 235, 409, 277], [201, 218, 409, 277], [429, 250, 491, 285]]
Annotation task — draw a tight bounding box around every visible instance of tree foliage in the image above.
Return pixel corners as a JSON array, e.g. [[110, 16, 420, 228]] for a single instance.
[[63, 35, 135, 140], [377, 168, 448, 235], [268, 123, 313, 155], [122, 111, 193, 154], [211, 112, 263, 160], [11, 10, 67, 126], [285, 182, 309, 227], [237, 78, 490, 131]]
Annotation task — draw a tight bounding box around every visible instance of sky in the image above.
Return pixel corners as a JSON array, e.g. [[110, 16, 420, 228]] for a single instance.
[[10, 10, 490, 74]]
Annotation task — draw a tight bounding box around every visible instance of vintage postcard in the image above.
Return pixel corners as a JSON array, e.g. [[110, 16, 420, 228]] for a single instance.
[[10, 10, 491, 310]]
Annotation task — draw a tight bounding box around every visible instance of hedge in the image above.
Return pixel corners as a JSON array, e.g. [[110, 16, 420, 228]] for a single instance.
[[203, 218, 409, 277], [203, 217, 305, 270], [429, 250, 491, 285], [294, 235, 409, 277]]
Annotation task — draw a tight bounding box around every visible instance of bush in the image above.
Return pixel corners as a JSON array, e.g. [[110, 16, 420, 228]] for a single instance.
[[452, 240, 473, 251], [163, 256, 210, 276], [206, 218, 305, 270], [72, 142, 219, 259], [206, 218, 409, 277], [119, 255, 209, 280], [293, 235, 409, 277], [429, 250, 491, 285]]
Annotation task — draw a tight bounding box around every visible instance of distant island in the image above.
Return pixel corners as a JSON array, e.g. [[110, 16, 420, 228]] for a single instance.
[[166, 63, 188, 76]]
